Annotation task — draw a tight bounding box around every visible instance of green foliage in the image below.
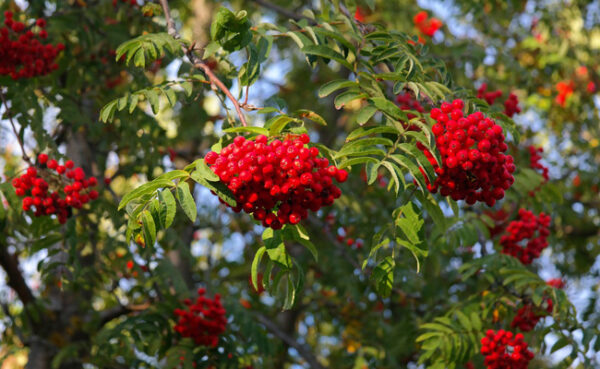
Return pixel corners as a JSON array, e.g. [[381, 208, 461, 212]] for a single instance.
[[115, 32, 182, 68]]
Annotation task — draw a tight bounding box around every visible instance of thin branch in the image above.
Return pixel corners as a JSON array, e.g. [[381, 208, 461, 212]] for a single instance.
[[256, 313, 326, 369], [249, 0, 317, 24], [0, 89, 32, 164], [0, 238, 35, 306], [159, 0, 248, 127]]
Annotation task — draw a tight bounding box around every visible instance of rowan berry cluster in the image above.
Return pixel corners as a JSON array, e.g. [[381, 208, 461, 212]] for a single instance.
[[511, 299, 553, 332], [422, 99, 515, 206], [204, 134, 348, 229], [480, 329, 534, 369], [413, 11, 442, 37], [546, 278, 565, 289], [504, 93, 521, 117], [555, 80, 574, 107], [528, 145, 549, 181], [173, 288, 227, 347], [500, 209, 551, 264], [11, 154, 99, 224], [477, 83, 503, 105], [0, 12, 64, 79]]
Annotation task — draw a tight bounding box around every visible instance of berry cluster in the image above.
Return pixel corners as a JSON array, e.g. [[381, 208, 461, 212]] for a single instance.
[[528, 145, 549, 181], [555, 80, 574, 107], [500, 209, 551, 264], [511, 299, 553, 332], [413, 11, 442, 37], [422, 99, 516, 206], [477, 83, 503, 105], [334, 226, 364, 249], [204, 135, 348, 229], [174, 288, 227, 347], [546, 278, 565, 289], [1, 12, 64, 79], [480, 329, 534, 369], [504, 93, 521, 117], [11, 154, 99, 224]]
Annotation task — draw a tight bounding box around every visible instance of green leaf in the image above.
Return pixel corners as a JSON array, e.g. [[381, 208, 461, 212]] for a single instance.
[[158, 189, 176, 229], [222, 126, 270, 136], [293, 109, 327, 126], [369, 97, 409, 121], [176, 182, 197, 222], [267, 115, 297, 135], [302, 44, 354, 70], [372, 256, 395, 297], [141, 210, 156, 247], [210, 7, 252, 52], [100, 99, 118, 123], [356, 105, 378, 125], [251, 246, 266, 292], [317, 79, 358, 98], [195, 159, 219, 181], [118, 179, 175, 210], [334, 91, 367, 109], [190, 172, 237, 207]]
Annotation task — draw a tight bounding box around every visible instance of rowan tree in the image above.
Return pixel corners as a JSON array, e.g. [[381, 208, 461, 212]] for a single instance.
[[1, 1, 599, 368]]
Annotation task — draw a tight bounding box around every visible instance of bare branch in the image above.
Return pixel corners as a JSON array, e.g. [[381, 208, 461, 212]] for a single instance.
[[256, 313, 326, 369], [159, 0, 248, 127], [0, 238, 35, 306]]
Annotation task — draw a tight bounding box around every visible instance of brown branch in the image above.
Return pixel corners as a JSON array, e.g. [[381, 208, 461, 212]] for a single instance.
[[159, 0, 248, 127], [249, 0, 317, 25], [0, 238, 35, 306], [0, 89, 32, 164], [256, 313, 326, 369]]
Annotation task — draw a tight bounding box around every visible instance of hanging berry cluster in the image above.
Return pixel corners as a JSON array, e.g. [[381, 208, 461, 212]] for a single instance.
[[413, 11, 442, 37], [1, 12, 64, 79], [422, 99, 516, 206], [204, 134, 348, 229], [528, 145, 549, 181], [477, 83, 503, 105], [503, 93, 521, 117], [500, 209, 551, 264], [480, 330, 534, 369], [11, 154, 99, 224], [511, 299, 553, 332], [555, 80, 574, 107], [173, 288, 227, 347]]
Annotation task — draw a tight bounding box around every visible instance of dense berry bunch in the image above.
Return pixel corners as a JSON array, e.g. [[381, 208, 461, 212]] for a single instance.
[[511, 299, 552, 332], [528, 146, 549, 181], [480, 329, 534, 369], [477, 83, 503, 105], [503, 93, 521, 117], [173, 288, 227, 347], [204, 134, 348, 229], [0, 12, 64, 79], [11, 154, 99, 224], [422, 99, 515, 206], [547, 278, 565, 289], [555, 80, 574, 107], [413, 11, 442, 37], [500, 209, 551, 264]]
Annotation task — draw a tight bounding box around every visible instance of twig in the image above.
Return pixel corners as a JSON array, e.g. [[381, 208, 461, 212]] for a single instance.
[[256, 313, 326, 369], [159, 0, 248, 127], [0, 89, 32, 164]]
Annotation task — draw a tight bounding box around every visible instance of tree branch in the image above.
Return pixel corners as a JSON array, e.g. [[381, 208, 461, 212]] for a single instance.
[[159, 0, 248, 127], [0, 238, 35, 306], [256, 313, 325, 369]]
